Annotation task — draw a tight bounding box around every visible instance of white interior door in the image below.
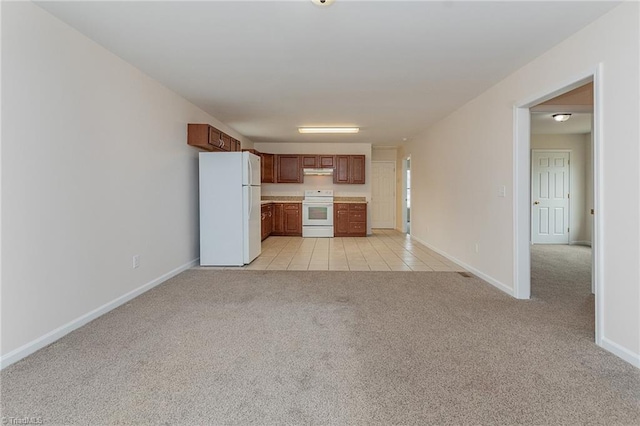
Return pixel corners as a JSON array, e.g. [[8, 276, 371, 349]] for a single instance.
[[531, 150, 570, 244], [371, 161, 396, 228]]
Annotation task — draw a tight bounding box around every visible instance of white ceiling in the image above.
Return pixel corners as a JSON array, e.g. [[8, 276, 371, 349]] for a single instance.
[[36, 1, 619, 145], [531, 112, 592, 134]]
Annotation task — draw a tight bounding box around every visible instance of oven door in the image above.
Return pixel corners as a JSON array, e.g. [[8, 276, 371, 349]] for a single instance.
[[302, 202, 334, 226]]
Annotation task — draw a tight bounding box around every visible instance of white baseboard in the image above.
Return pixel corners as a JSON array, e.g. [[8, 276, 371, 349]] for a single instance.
[[410, 235, 515, 297], [570, 240, 592, 247], [0, 258, 199, 370], [600, 337, 640, 369]]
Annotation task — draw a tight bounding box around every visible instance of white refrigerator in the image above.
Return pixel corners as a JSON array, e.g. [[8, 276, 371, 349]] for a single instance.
[[199, 152, 261, 266]]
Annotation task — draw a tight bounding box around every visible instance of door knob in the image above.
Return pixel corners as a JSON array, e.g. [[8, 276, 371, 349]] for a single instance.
[[533, 201, 540, 205]]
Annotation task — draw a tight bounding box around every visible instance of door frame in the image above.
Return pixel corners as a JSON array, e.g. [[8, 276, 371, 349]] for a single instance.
[[530, 149, 571, 245], [371, 160, 397, 229], [401, 156, 411, 233], [513, 64, 603, 345]]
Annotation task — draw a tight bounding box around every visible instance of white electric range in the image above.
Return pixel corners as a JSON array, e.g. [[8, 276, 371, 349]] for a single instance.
[[302, 190, 334, 237]]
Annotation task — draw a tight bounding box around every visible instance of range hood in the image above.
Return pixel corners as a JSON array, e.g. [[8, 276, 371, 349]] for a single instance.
[[303, 168, 334, 176]]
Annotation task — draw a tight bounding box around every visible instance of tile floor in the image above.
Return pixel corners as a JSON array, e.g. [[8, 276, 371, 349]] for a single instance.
[[202, 229, 466, 272]]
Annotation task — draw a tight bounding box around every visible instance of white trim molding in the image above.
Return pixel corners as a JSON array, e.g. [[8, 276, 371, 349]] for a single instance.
[[411, 235, 515, 297], [513, 64, 605, 345], [600, 338, 640, 369], [0, 258, 199, 370]]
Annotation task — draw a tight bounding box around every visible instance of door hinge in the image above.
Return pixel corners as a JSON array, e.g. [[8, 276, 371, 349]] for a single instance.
[[567, 193, 570, 199], [567, 227, 570, 233]]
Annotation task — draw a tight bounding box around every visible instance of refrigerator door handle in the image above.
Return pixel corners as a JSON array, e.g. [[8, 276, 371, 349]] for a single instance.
[[248, 185, 253, 219], [247, 155, 253, 186]]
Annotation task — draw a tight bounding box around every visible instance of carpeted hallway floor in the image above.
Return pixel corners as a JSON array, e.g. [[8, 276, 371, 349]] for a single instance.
[[2, 246, 639, 424]]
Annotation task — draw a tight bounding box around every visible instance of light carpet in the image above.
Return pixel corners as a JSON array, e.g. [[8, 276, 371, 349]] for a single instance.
[[2, 246, 639, 424]]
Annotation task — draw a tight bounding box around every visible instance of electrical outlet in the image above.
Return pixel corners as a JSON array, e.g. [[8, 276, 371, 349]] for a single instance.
[[498, 185, 506, 198], [475, 243, 479, 253], [133, 255, 140, 269]]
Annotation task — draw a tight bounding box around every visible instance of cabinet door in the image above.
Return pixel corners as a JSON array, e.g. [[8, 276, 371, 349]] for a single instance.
[[272, 203, 284, 234], [220, 134, 232, 151], [187, 124, 212, 150], [350, 155, 366, 184], [348, 221, 366, 236], [348, 203, 367, 236], [261, 153, 275, 183], [260, 207, 267, 241], [265, 205, 272, 238], [334, 155, 350, 184], [319, 155, 335, 168], [334, 204, 350, 235], [283, 205, 301, 235], [208, 127, 224, 151], [301, 155, 318, 168], [277, 155, 302, 183]]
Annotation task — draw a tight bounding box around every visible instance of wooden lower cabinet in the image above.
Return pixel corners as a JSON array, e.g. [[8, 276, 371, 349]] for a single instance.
[[271, 203, 284, 235], [333, 203, 367, 237], [261, 204, 273, 241], [335, 205, 349, 235], [283, 204, 302, 235], [270, 203, 302, 236]]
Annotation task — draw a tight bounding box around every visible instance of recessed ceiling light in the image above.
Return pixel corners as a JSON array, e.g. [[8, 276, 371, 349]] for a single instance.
[[552, 113, 572, 122], [298, 127, 359, 134], [402, 138, 407, 141]]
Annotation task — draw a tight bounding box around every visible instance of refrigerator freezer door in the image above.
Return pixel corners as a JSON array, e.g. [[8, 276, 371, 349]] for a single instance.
[[243, 185, 262, 264], [243, 152, 262, 186]]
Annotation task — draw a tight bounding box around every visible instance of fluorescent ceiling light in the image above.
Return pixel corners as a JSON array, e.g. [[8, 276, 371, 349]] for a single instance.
[[298, 127, 360, 134], [552, 113, 572, 122]]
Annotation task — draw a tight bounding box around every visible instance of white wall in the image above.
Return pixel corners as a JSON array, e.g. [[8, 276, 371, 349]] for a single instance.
[[404, 3, 639, 365], [531, 133, 592, 245], [372, 147, 397, 162], [0, 3, 250, 365], [254, 142, 372, 234]]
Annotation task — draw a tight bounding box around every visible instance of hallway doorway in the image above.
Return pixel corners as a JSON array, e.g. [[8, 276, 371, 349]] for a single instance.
[[515, 70, 601, 345]]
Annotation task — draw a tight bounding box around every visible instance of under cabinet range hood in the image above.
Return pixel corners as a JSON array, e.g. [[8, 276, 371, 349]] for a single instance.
[[303, 168, 334, 176]]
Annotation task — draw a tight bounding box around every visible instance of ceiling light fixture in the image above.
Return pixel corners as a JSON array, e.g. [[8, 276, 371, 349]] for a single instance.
[[298, 127, 359, 134], [311, 0, 335, 6], [552, 113, 572, 122]]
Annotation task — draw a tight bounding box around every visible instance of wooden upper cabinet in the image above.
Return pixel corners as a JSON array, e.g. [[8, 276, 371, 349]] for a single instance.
[[319, 155, 335, 168], [187, 124, 212, 150], [350, 155, 366, 184], [261, 153, 275, 183], [220, 133, 232, 151], [302, 155, 334, 169], [334, 155, 365, 184], [301, 155, 318, 168], [334, 155, 351, 184], [208, 127, 223, 150], [277, 155, 302, 183], [187, 123, 238, 152]]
